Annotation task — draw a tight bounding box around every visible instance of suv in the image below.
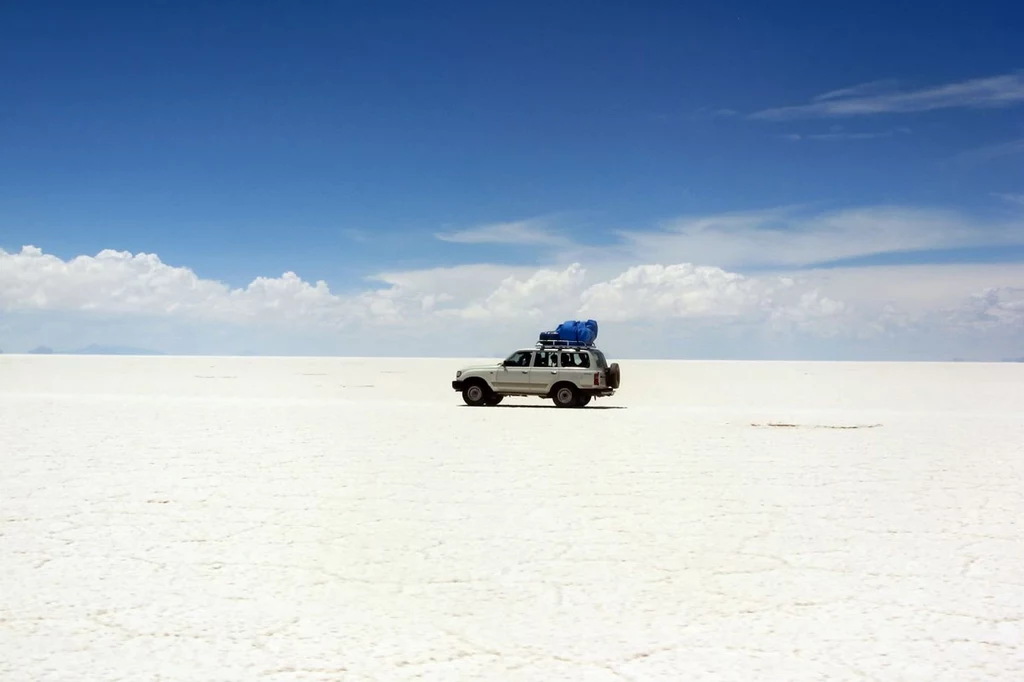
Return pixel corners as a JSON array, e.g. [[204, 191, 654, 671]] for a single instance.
[[451, 339, 621, 408]]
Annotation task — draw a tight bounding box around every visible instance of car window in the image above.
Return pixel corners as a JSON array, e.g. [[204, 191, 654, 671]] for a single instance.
[[559, 351, 589, 368], [589, 349, 607, 369], [534, 350, 558, 367], [505, 351, 532, 366]]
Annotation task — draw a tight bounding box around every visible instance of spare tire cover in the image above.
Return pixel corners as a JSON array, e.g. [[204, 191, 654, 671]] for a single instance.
[[608, 363, 621, 388]]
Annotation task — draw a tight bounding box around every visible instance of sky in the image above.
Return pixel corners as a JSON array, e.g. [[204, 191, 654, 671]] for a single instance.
[[2, 0, 1024, 360]]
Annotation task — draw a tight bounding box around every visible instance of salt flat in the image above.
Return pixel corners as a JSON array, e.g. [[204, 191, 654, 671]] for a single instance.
[[2, 355, 1023, 681]]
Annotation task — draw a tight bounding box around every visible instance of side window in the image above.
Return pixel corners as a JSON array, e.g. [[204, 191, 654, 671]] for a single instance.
[[506, 351, 532, 366], [559, 351, 587, 368], [535, 351, 559, 367]]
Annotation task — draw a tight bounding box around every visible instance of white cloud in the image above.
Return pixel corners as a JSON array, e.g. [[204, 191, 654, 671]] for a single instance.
[[3, 219, 1024, 359], [690, 107, 740, 119], [994, 193, 1024, 206], [577, 264, 849, 339], [1, 246, 845, 335], [779, 128, 909, 142], [793, 263, 1024, 313], [450, 264, 587, 322], [0, 246, 352, 327], [944, 286, 1024, 332], [811, 79, 902, 102], [954, 137, 1024, 165], [598, 205, 1024, 270], [434, 217, 569, 246], [752, 71, 1024, 120], [781, 264, 1024, 342], [578, 263, 778, 320]]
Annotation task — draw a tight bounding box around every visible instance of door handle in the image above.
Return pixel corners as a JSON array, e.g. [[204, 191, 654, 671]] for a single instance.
[[550, 370, 557, 374]]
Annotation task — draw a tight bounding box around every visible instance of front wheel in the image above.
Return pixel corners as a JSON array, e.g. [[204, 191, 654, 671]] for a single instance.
[[462, 383, 489, 406], [552, 385, 578, 408], [484, 395, 503, 406]]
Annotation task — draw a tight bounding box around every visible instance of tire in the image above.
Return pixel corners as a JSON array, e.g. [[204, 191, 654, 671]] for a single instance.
[[606, 362, 621, 389], [484, 395, 503, 406], [576, 394, 592, 407], [462, 382, 489, 406], [552, 384, 578, 408]]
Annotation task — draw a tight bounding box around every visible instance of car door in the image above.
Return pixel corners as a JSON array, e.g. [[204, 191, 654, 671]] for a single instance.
[[556, 350, 584, 389], [493, 350, 533, 392], [530, 349, 560, 392]]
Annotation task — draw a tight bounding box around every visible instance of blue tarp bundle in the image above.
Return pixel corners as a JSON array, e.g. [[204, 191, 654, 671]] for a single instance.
[[555, 319, 599, 345]]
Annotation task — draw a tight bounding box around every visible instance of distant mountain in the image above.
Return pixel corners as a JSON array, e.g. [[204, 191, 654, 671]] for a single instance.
[[68, 344, 165, 356], [25, 344, 164, 356]]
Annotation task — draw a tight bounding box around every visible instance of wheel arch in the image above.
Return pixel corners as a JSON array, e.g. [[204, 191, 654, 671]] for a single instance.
[[462, 375, 492, 391], [546, 380, 578, 398]]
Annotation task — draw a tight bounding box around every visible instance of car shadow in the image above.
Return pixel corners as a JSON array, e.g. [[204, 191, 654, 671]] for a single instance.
[[461, 404, 626, 410]]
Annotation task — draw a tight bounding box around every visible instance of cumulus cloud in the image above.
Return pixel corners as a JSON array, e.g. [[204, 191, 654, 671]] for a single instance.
[[0, 246, 349, 327], [3, 242, 1022, 358], [944, 287, 1024, 332], [1, 245, 849, 335], [452, 263, 587, 321], [578, 264, 853, 340], [579, 264, 780, 321]]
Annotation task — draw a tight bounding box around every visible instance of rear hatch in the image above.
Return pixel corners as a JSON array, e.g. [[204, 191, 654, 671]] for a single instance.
[[590, 349, 611, 387]]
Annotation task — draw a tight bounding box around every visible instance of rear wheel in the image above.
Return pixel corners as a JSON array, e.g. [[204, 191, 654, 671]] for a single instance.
[[552, 384, 578, 408], [576, 394, 592, 407], [462, 382, 489, 406]]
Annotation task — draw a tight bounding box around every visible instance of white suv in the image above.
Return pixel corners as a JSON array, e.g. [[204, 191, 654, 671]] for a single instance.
[[451, 340, 621, 408]]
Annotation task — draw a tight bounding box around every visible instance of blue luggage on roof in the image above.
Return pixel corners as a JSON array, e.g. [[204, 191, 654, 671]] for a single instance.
[[537, 319, 599, 346], [555, 319, 599, 345]]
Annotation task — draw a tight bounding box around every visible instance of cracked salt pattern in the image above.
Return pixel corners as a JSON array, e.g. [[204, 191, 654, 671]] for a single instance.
[[1, 355, 1023, 681]]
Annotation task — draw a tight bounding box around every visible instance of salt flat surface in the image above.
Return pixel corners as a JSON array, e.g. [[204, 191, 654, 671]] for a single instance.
[[2, 355, 1023, 681]]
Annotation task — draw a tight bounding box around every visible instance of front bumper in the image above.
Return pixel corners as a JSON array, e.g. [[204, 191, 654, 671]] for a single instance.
[[452, 380, 464, 391]]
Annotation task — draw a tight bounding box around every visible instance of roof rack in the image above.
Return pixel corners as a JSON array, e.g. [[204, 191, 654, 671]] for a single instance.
[[535, 338, 596, 349]]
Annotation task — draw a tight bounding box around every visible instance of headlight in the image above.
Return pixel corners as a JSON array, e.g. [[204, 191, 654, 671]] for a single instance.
[[456, 370, 462, 377]]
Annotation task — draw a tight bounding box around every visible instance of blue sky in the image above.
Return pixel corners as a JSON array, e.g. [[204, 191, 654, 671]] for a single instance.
[[1, 0, 1023, 358]]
